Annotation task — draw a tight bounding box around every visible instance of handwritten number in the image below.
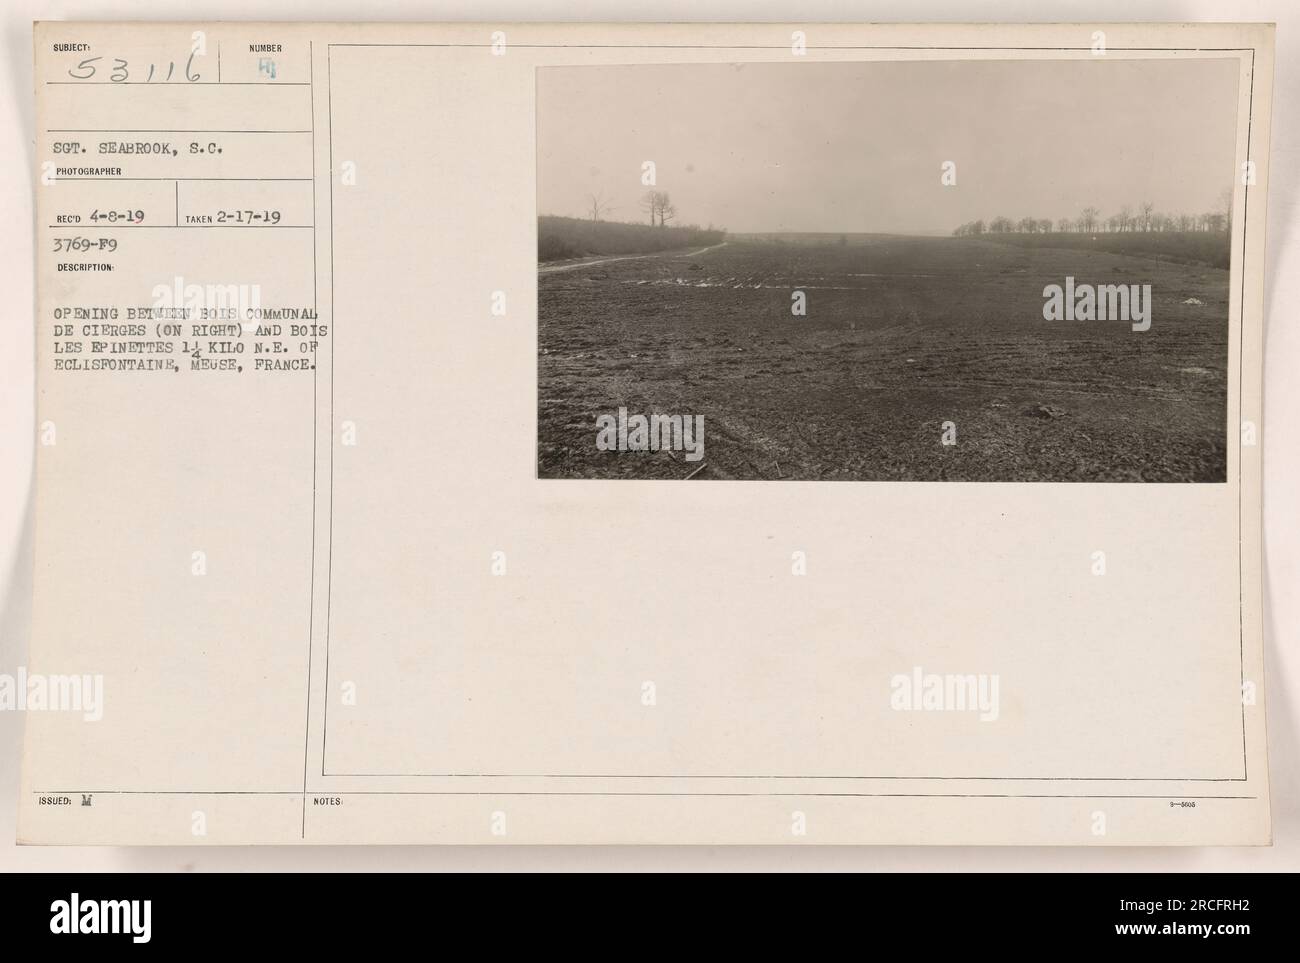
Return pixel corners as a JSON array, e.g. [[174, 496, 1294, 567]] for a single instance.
[[68, 56, 101, 80]]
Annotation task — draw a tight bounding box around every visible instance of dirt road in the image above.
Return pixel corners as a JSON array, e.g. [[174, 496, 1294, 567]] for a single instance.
[[539, 242, 727, 275]]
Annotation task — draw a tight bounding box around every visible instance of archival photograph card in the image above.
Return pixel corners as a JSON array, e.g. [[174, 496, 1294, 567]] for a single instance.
[[20, 20, 1273, 845]]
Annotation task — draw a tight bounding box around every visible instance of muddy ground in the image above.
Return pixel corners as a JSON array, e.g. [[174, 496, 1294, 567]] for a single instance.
[[537, 235, 1229, 482]]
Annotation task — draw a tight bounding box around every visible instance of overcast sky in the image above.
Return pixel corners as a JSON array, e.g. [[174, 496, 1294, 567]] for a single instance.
[[537, 58, 1240, 235]]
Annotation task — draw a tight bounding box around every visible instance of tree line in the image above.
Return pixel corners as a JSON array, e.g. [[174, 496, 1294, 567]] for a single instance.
[[953, 200, 1232, 237]]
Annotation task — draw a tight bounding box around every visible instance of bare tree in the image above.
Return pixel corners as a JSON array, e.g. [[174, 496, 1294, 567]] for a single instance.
[[640, 189, 676, 226], [586, 190, 614, 223], [640, 189, 660, 226], [1080, 206, 1100, 233], [660, 195, 677, 226]]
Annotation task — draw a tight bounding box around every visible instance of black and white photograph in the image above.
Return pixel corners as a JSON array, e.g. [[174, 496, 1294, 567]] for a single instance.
[[538, 58, 1240, 482]]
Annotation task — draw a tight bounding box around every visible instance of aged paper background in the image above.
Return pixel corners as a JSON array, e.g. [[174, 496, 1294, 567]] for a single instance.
[[2, 2, 1296, 865]]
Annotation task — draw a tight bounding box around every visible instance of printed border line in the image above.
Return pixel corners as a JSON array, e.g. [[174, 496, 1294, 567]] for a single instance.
[[314, 773, 1248, 782], [302, 38, 318, 840], [328, 44, 1254, 52], [1237, 49, 1256, 783], [43, 81, 311, 85], [315, 41, 332, 784], [34, 790, 1259, 800], [314, 42, 1255, 790]]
